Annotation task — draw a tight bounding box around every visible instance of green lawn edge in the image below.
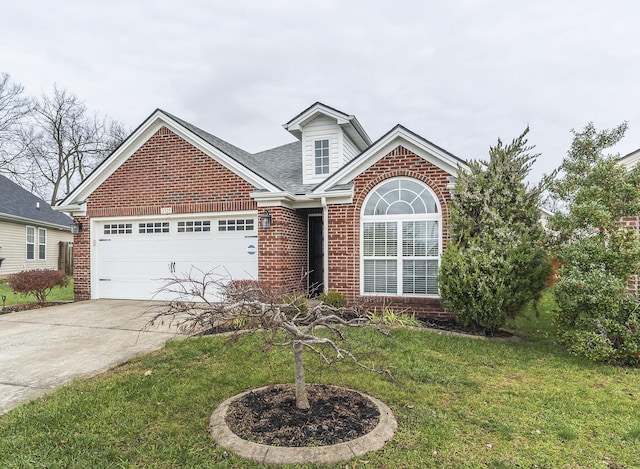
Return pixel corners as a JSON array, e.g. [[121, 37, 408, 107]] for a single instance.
[[0, 296, 638, 468]]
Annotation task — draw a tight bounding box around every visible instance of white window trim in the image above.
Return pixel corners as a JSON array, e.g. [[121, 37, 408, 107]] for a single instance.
[[314, 139, 330, 175], [359, 177, 442, 298], [26, 225, 35, 261], [38, 227, 47, 260]]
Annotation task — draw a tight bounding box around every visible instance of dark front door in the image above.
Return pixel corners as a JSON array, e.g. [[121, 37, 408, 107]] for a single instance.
[[308, 215, 323, 297]]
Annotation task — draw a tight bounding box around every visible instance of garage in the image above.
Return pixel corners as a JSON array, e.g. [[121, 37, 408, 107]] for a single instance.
[[94, 215, 258, 300]]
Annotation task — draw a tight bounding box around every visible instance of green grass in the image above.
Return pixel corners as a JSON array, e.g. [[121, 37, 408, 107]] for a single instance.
[[0, 276, 74, 305], [0, 296, 638, 468]]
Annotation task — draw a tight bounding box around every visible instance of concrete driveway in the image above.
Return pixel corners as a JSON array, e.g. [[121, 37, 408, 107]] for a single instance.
[[0, 300, 186, 414]]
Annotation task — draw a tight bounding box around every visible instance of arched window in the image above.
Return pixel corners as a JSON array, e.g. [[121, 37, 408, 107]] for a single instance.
[[361, 178, 441, 296]]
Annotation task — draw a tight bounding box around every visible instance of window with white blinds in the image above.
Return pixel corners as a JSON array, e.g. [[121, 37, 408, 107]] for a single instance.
[[361, 178, 441, 296]]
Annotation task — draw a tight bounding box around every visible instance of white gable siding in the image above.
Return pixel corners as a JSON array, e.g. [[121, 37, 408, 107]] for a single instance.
[[302, 116, 340, 185], [0, 220, 72, 277], [343, 134, 360, 164]]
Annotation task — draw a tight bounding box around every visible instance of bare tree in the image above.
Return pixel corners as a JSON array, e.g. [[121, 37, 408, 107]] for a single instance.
[[0, 73, 30, 172], [14, 85, 127, 204], [147, 268, 394, 410]]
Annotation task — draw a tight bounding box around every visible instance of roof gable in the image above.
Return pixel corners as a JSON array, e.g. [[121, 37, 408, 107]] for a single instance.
[[0, 175, 72, 228], [283, 102, 371, 151], [57, 110, 282, 211], [313, 124, 468, 194]]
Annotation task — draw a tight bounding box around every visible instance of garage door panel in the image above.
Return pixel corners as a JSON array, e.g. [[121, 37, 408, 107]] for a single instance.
[[95, 216, 258, 301], [98, 278, 164, 301]]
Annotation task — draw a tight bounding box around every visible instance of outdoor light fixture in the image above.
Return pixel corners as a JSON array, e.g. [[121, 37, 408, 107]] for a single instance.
[[260, 210, 272, 229], [70, 221, 83, 234], [2, 295, 6, 308]]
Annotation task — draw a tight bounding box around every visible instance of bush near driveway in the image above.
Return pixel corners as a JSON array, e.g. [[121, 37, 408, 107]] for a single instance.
[[0, 274, 73, 306], [7, 269, 69, 303]]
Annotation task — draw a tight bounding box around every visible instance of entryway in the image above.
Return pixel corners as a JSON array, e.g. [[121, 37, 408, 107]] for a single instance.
[[308, 215, 323, 296]]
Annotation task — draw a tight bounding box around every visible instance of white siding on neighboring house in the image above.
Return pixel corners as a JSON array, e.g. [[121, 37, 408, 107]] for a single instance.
[[0, 220, 72, 277], [620, 149, 639, 171], [301, 116, 341, 185]]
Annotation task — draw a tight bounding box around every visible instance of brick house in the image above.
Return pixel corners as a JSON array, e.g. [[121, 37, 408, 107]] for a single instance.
[[620, 147, 640, 295], [56, 103, 468, 315]]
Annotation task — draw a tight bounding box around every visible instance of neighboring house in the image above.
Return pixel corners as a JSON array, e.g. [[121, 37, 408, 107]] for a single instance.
[[620, 147, 640, 295], [620, 147, 640, 171], [0, 175, 73, 277], [56, 102, 468, 315]]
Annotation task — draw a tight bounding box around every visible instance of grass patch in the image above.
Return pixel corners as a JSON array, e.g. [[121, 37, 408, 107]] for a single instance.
[[0, 276, 73, 305], [0, 295, 638, 467]]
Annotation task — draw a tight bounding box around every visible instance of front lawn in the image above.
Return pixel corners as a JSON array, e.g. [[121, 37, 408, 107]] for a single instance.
[[0, 299, 638, 468], [0, 275, 74, 306]]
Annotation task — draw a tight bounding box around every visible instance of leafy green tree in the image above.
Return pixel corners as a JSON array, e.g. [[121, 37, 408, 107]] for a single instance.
[[548, 122, 640, 365], [438, 128, 550, 333]]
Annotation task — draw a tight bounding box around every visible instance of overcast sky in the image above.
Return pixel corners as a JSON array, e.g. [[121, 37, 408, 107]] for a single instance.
[[2, 0, 639, 183]]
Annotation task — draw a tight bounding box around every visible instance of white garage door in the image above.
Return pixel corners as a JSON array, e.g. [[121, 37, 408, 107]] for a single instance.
[[94, 216, 258, 300]]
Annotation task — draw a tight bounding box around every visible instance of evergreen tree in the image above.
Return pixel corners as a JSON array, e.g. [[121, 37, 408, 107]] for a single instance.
[[438, 128, 550, 333], [549, 122, 640, 365]]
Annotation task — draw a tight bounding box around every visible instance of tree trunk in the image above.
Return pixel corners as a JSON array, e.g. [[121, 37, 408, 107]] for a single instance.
[[293, 341, 310, 410]]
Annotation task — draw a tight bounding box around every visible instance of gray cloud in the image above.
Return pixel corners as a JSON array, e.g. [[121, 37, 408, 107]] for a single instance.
[[1, 0, 638, 183]]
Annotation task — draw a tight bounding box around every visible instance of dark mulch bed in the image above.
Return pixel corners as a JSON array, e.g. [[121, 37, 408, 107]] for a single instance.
[[0, 302, 69, 314], [420, 316, 514, 338], [225, 384, 380, 447]]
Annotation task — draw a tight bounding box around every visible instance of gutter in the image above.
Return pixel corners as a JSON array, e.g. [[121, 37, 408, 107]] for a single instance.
[[251, 189, 354, 209], [0, 212, 72, 231], [53, 202, 87, 216]]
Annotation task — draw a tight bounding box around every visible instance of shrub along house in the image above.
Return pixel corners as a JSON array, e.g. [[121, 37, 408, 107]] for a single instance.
[[56, 103, 468, 315], [620, 147, 640, 295]]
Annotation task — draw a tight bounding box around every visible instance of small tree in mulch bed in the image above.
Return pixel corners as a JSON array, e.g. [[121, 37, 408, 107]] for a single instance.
[[7, 269, 69, 304], [147, 268, 394, 410]]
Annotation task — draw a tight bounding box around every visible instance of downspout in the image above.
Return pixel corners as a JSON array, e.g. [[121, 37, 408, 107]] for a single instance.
[[321, 197, 329, 293]]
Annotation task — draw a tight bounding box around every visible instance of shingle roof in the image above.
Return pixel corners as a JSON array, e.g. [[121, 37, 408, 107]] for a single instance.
[[0, 175, 72, 228], [165, 112, 467, 195], [252, 141, 312, 194], [165, 111, 307, 193]]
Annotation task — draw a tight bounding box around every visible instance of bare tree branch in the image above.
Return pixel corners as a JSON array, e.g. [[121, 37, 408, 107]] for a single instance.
[[146, 268, 396, 410], [9, 84, 128, 204], [0, 73, 30, 173]]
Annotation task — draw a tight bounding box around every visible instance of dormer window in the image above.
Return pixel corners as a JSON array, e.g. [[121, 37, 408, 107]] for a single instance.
[[314, 139, 330, 174]]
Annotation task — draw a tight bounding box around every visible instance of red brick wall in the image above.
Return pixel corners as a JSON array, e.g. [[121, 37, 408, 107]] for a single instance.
[[74, 126, 258, 299], [86, 127, 256, 216], [258, 207, 308, 293], [72, 216, 91, 300], [326, 145, 454, 317]]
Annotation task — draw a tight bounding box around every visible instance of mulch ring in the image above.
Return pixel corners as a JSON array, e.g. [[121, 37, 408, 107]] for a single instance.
[[0, 302, 69, 314], [225, 384, 380, 447]]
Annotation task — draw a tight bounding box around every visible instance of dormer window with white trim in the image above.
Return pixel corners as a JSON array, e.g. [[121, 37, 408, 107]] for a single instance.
[[283, 103, 372, 185], [314, 139, 330, 175]]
